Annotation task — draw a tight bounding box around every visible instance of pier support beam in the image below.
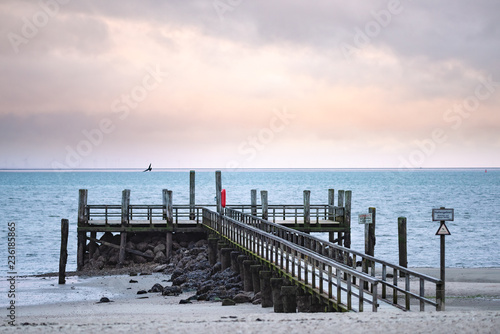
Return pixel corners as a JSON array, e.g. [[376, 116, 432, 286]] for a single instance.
[[59, 219, 69, 285], [220, 248, 232, 271], [260, 271, 273, 308], [251, 265, 263, 293], [243, 260, 255, 291], [118, 232, 127, 266], [281, 286, 297, 313], [398, 217, 408, 277], [328, 189, 335, 220], [190, 170, 196, 220], [303, 190, 311, 227], [251, 189, 257, 216], [261, 190, 268, 220], [166, 232, 173, 260], [345, 190, 352, 249], [208, 236, 219, 266], [337, 190, 344, 246], [77, 189, 88, 271], [215, 171, 222, 214], [231, 251, 241, 274], [271, 278, 284, 313], [297, 288, 311, 312]]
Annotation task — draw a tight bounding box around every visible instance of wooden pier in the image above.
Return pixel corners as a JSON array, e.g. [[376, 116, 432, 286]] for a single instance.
[[75, 170, 443, 312]]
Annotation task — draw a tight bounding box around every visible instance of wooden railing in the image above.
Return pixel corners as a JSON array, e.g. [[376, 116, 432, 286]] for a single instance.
[[84, 204, 216, 226], [225, 207, 443, 311], [203, 208, 380, 312], [228, 204, 345, 225]]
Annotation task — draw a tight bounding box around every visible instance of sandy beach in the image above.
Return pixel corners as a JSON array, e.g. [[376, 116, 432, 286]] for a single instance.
[[2, 267, 499, 333]]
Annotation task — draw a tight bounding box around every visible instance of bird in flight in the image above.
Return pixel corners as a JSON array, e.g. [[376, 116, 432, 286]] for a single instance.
[[143, 163, 152, 172]]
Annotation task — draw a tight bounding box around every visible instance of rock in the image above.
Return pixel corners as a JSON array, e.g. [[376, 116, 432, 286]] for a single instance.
[[153, 244, 166, 254], [233, 292, 253, 304], [129, 279, 138, 283], [179, 299, 192, 304], [149, 283, 164, 293], [172, 274, 187, 286], [133, 255, 147, 264], [137, 290, 147, 295], [98, 297, 111, 303], [129, 272, 138, 276], [170, 269, 184, 281], [125, 241, 136, 250], [136, 242, 149, 252], [222, 299, 236, 306], [100, 232, 114, 243], [154, 251, 166, 264], [153, 264, 168, 272], [162, 286, 182, 296], [144, 249, 155, 259]]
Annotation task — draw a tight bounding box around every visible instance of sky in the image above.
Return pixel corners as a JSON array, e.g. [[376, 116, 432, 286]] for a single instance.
[[1, 0, 499, 169]]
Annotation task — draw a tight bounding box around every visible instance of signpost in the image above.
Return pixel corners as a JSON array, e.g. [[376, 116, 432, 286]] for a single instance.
[[433, 207, 453, 311]]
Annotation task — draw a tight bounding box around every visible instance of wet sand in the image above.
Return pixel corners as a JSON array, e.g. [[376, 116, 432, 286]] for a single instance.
[[2, 268, 499, 333]]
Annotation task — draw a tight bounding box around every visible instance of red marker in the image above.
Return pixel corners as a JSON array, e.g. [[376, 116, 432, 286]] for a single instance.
[[221, 189, 226, 207]]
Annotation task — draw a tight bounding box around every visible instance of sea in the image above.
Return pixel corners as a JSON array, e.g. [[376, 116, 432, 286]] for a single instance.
[[1, 168, 499, 278]]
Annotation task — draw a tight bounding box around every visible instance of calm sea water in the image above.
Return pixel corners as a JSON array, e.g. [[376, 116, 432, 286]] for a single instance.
[[0, 168, 499, 277]]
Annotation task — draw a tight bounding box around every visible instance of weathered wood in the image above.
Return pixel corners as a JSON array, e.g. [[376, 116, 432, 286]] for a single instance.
[[78, 189, 88, 225], [271, 278, 284, 313], [261, 190, 268, 220], [251, 189, 257, 216], [281, 286, 297, 313], [220, 248, 232, 271], [88, 236, 154, 259], [243, 260, 255, 291], [250, 265, 263, 293], [190, 170, 195, 220], [59, 219, 69, 284], [77, 231, 85, 271], [121, 189, 130, 226], [88, 231, 97, 261], [337, 190, 344, 246], [166, 232, 173, 260], [260, 271, 273, 308], [119, 232, 127, 265], [303, 190, 311, 226], [365, 207, 376, 257], [344, 190, 352, 248], [215, 171, 222, 214], [328, 189, 335, 220], [398, 217, 408, 277]]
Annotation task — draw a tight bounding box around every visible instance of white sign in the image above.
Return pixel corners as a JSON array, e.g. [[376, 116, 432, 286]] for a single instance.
[[358, 213, 372, 224], [432, 208, 454, 221], [436, 223, 451, 235]]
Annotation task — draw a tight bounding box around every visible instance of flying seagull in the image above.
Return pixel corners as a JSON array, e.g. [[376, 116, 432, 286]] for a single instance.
[[143, 163, 152, 172]]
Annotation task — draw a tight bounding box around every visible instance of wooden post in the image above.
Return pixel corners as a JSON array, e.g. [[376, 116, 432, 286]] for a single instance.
[[118, 231, 127, 266], [260, 271, 273, 308], [303, 190, 311, 227], [365, 207, 376, 257], [215, 171, 222, 214], [398, 217, 408, 277], [243, 260, 255, 291], [271, 278, 284, 313], [337, 190, 344, 246], [281, 286, 297, 313], [261, 190, 268, 220], [59, 219, 69, 284], [119, 189, 130, 266], [121, 189, 130, 226], [77, 189, 88, 271], [344, 190, 352, 249], [251, 189, 257, 216], [189, 170, 196, 220], [166, 232, 173, 260], [251, 265, 263, 293], [328, 189, 335, 220]]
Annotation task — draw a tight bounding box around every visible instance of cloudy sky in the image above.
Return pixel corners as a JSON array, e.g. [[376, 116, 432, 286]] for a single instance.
[[1, 0, 499, 169]]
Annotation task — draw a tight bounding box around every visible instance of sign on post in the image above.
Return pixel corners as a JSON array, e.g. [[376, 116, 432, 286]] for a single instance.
[[432, 208, 454, 221], [358, 213, 372, 224]]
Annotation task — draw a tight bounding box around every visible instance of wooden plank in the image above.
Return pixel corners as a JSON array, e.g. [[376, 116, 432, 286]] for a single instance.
[[190, 170, 196, 220], [87, 236, 154, 259], [59, 219, 69, 284]]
